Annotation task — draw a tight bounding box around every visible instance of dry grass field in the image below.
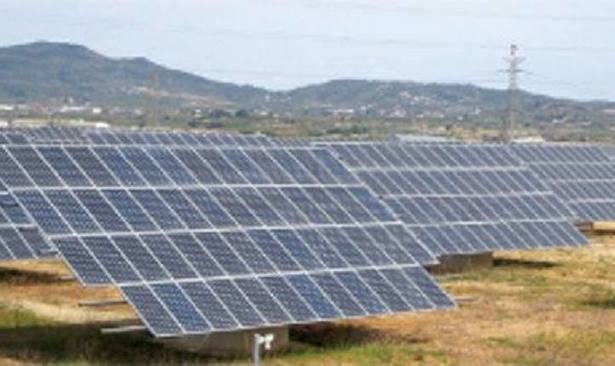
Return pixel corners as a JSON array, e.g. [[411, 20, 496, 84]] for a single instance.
[[0, 235, 614, 365]]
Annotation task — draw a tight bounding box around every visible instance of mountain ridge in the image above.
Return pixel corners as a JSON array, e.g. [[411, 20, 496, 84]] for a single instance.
[[1, 41, 613, 127]]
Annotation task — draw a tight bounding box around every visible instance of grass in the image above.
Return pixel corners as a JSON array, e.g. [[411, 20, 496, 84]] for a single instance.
[[1, 237, 615, 364]]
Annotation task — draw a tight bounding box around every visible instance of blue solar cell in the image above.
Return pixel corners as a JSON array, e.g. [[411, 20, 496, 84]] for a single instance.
[[402, 267, 455, 307], [271, 230, 323, 270], [348, 187, 395, 221], [318, 227, 369, 267], [281, 187, 330, 224], [112, 235, 169, 281], [0, 194, 32, 225], [208, 279, 265, 327], [334, 271, 389, 315], [289, 149, 337, 184], [18, 228, 50, 256], [184, 189, 236, 227], [120, 147, 171, 186], [311, 149, 359, 185], [65, 147, 119, 187], [15, 190, 70, 235], [380, 268, 432, 311], [295, 228, 347, 269], [93, 147, 146, 186], [197, 149, 246, 184], [172, 149, 222, 184], [74, 190, 129, 232], [194, 232, 250, 275], [45, 190, 99, 233], [209, 187, 261, 227], [180, 281, 239, 330], [341, 226, 393, 266], [221, 149, 271, 184], [81, 236, 140, 283], [38, 147, 91, 187], [147, 148, 198, 185], [245, 150, 294, 184], [140, 234, 198, 279], [167, 233, 224, 277], [260, 276, 317, 322], [311, 272, 365, 317], [234, 187, 284, 226], [287, 274, 341, 319], [303, 187, 353, 224], [52, 237, 111, 284], [0, 227, 32, 259], [269, 149, 316, 184], [0, 148, 35, 187], [102, 189, 157, 231], [122, 285, 183, 336], [325, 187, 374, 223], [256, 187, 308, 225], [157, 190, 210, 229], [151, 283, 210, 333], [131, 190, 184, 230], [221, 231, 275, 274], [235, 278, 291, 324], [363, 225, 416, 265], [358, 269, 411, 312], [247, 230, 302, 272], [9, 146, 62, 187]]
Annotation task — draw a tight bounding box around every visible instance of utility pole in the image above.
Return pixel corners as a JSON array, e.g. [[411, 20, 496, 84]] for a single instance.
[[501, 44, 524, 142]]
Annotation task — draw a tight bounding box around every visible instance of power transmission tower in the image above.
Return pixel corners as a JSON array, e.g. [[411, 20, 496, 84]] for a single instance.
[[501, 44, 524, 142]]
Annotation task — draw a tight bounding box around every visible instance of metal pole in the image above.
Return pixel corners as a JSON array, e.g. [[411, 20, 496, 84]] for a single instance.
[[253, 334, 262, 366]]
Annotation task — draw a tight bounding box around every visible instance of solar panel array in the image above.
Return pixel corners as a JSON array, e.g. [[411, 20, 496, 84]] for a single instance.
[[0, 141, 450, 337], [322, 142, 587, 257], [511, 144, 615, 221]]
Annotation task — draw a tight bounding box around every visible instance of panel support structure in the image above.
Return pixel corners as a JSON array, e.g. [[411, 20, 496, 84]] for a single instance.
[[427, 252, 494, 274], [157, 326, 289, 357]]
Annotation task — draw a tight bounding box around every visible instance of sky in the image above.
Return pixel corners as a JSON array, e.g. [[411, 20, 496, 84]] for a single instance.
[[3, 0, 615, 101]]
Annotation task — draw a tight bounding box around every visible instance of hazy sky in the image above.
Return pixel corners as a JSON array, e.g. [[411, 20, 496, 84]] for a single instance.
[[3, 0, 615, 100]]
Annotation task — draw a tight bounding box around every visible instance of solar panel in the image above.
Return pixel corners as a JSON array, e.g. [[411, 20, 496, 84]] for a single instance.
[[0, 188, 52, 260], [510, 143, 615, 222], [0, 143, 448, 337], [321, 142, 587, 257]]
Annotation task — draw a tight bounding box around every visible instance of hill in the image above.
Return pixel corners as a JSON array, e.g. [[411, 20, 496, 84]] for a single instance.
[[1, 41, 614, 128], [0, 42, 267, 107]]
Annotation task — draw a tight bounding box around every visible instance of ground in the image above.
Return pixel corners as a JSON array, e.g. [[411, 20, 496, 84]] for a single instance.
[[0, 235, 614, 365]]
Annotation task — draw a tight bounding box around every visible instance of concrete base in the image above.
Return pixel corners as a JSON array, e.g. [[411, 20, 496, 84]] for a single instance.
[[585, 221, 615, 234], [157, 326, 289, 357], [427, 252, 494, 275]]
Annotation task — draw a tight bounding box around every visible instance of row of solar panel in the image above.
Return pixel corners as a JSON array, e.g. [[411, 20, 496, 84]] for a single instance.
[[412, 221, 586, 256], [326, 143, 520, 169], [509, 145, 615, 222], [0, 226, 49, 260], [0, 146, 358, 188], [511, 144, 609, 163], [355, 168, 548, 197], [552, 181, 615, 201], [383, 194, 572, 225], [53, 226, 432, 286], [121, 266, 453, 337], [86, 131, 275, 148], [530, 162, 615, 182], [14, 186, 400, 236], [2, 127, 281, 148], [567, 202, 615, 222]]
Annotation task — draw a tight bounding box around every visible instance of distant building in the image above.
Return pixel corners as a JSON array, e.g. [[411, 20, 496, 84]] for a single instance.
[[392, 134, 452, 143]]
